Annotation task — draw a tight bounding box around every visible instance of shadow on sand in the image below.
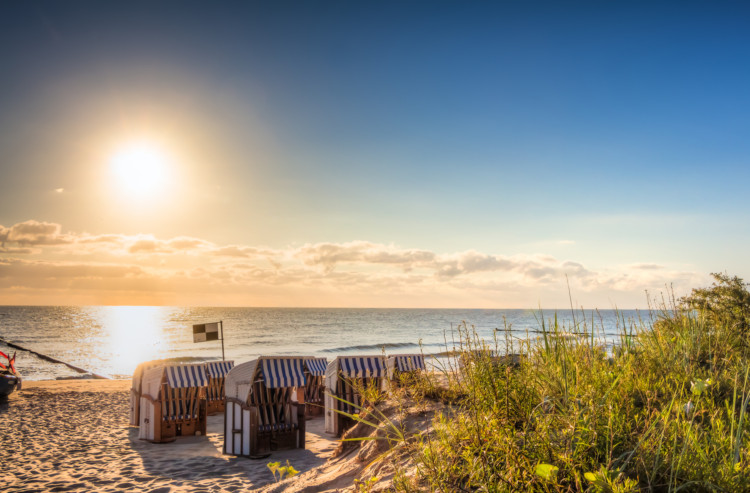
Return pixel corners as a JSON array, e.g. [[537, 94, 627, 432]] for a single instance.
[[128, 414, 334, 489]]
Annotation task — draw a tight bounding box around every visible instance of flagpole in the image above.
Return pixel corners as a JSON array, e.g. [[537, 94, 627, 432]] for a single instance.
[[220, 320, 225, 361]]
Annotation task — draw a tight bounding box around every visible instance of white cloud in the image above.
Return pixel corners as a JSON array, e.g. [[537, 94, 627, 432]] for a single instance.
[[0, 220, 72, 246], [0, 219, 704, 307]]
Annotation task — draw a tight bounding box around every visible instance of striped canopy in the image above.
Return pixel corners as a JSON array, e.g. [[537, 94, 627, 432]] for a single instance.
[[205, 360, 234, 378], [261, 358, 306, 388], [304, 358, 328, 377], [166, 364, 207, 388], [339, 356, 386, 378], [392, 354, 425, 372]]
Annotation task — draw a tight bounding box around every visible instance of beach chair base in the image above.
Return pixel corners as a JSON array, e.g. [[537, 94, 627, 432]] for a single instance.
[[305, 401, 324, 418], [207, 399, 225, 416], [336, 414, 356, 437], [224, 401, 305, 457]]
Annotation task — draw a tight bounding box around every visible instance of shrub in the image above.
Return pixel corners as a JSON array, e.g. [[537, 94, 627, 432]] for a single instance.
[[400, 281, 750, 492]]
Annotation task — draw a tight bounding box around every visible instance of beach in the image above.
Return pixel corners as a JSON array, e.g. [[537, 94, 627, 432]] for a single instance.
[[2, 380, 344, 492]]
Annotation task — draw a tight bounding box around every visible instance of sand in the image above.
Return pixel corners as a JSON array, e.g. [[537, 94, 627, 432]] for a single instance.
[[2, 380, 339, 492], [2, 379, 441, 492]]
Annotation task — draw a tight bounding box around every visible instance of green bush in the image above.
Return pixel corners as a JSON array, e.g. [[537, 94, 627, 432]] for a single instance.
[[681, 272, 750, 350], [398, 279, 750, 492]]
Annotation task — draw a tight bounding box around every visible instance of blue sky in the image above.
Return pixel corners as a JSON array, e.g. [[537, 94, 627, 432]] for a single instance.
[[0, 1, 748, 307]]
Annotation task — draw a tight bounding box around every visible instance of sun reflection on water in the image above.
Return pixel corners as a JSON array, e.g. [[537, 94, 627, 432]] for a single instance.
[[96, 306, 170, 377]]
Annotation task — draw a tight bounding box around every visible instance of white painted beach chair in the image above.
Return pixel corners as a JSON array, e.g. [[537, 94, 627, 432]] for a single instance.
[[224, 356, 306, 458], [205, 360, 234, 415], [324, 355, 387, 436], [386, 353, 426, 383], [302, 357, 328, 417], [130, 358, 174, 426], [138, 364, 208, 443]]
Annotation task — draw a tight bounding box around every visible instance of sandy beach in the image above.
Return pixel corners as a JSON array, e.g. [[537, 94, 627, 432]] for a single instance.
[[2, 380, 343, 492]]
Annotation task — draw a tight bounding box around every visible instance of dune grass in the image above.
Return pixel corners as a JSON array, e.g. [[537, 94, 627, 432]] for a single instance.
[[392, 276, 750, 492]]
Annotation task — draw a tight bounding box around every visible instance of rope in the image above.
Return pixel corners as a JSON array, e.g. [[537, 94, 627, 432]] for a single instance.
[[0, 337, 109, 379]]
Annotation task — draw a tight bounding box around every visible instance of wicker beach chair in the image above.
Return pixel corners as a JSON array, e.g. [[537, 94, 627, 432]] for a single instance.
[[205, 360, 234, 415], [324, 355, 387, 436], [224, 356, 306, 458], [302, 357, 328, 418], [386, 353, 426, 384], [130, 358, 173, 426], [138, 364, 208, 443]]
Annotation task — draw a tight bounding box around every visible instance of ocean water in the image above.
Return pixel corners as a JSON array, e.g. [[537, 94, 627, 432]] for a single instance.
[[0, 306, 653, 380]]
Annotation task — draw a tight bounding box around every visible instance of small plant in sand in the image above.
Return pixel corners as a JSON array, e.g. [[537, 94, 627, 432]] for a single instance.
[[353, 475, 379, 492], [266, 459, 299, 482]]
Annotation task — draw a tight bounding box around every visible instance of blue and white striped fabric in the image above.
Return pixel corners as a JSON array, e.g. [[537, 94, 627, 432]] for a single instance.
[[261, 358, 306, 388], [339, 356, 386, 378], [166, 365, 207, 388], [394, 354, 425, 372], [304, 358, 328, 377], [205, 361, 234, 378]]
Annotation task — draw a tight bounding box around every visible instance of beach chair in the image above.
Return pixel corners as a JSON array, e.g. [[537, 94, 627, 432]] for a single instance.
[[130, 358, 173, 426], [205, 360, 234, 415], [302, 357, 328, 418], [324, 355, 387, 436], [224, 356, 306, 458], [386, 353, 426, 385], [138, 364, 208, 443]]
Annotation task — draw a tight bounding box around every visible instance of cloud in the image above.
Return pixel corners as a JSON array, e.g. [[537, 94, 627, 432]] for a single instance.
[[433, 250, 514, 278], [0, 246, 34, 254], [0, 219, 702, 307], [295, 241, 436, 272], [128, 237, 168, 254], [0, 258, 144, 283], [128, 235, 216, 254], [0, 220, 72, 246], [631, 263, 663, 270], [210, 245, 276, 258]]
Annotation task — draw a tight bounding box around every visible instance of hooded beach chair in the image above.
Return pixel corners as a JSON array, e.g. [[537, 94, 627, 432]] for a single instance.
[[130, 358, 174, 426], [386, 353, 426, 383], [205, 360, 234, 415], [324, 355, 387, 436], [302, 357, 328, 417], [138, 364, 208, 443], [224, 356, 306, 457]]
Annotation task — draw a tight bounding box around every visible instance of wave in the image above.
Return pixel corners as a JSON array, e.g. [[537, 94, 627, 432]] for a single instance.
[[322, 341, 419, 353]]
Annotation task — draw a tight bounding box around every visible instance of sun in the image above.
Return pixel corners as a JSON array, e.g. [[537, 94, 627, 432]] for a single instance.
[[109, 141, 171, 198]]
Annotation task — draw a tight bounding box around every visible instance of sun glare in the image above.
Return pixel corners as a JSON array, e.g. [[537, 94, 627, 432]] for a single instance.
[[99, 306, 168, 376], [109, 141, 172, 199]]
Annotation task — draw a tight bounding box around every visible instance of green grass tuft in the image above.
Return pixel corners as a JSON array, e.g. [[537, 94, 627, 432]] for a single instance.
[[395, 276, 750, 492]]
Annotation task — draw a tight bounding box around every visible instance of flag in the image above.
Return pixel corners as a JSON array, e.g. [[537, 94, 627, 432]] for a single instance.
[[193, 322, 221, 343]]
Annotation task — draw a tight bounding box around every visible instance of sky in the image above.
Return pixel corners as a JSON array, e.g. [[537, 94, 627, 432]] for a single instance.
[[0, 1, 748, 308]]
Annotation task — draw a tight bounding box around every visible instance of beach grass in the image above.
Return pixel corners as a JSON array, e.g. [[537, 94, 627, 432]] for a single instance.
[[376, 274, 750, 491]]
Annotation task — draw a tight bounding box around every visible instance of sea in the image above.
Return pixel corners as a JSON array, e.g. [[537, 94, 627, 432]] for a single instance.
[[0, 306, 656, 381]]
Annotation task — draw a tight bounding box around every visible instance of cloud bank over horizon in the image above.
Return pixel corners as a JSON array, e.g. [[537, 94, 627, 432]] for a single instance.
[[0, 220, 705, 308]]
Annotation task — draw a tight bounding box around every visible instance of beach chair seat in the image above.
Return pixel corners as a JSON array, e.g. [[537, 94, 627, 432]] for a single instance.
[[387, 354, 426, 385], [224, 356, 306, 458], [130, 359, 174, 426], [324, 355, 387, 436], [302, 357, 328, 418], [138, 364, 208, 443], [205, 360, 234, 415]]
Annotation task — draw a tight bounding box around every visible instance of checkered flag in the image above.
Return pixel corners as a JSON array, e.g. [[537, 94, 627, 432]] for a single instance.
[[193, 322, 221, 343]]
